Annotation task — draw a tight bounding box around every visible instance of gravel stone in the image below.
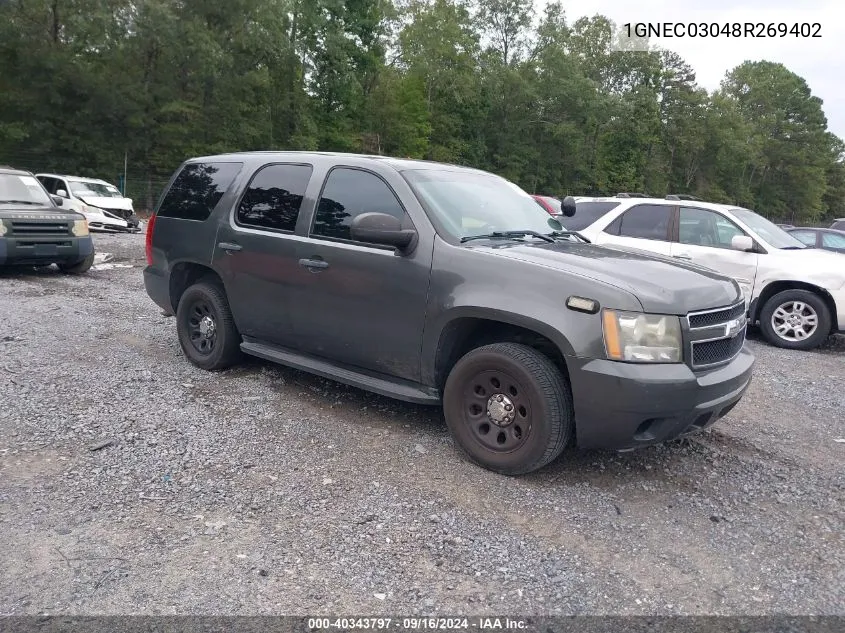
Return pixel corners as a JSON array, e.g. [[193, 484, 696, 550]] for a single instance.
[[0, 230, 842, 616]]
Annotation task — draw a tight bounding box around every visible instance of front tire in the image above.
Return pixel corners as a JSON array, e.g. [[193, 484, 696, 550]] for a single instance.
[[176, 280, 243, 370], [442, 342, 573, 476], [759, 289, 831, 350], [58, 252, 94, 274]]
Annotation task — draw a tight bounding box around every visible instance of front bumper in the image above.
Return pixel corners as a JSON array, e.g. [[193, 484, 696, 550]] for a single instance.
[[567, 346, 754, 450], [85, 207, 140, 231], [0, 235, 94, 267], [831, 287, 845, 333]]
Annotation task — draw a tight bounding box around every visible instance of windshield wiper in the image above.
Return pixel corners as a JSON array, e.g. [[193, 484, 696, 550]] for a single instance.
[[549, 230, 591, 243], [780, 246, 805, 250], [461, 230, 555, 244], [0, 199, 43, 205]]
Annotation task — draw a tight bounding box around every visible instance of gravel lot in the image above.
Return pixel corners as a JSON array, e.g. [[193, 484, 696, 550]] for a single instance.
[[0, 230, 843, 616]]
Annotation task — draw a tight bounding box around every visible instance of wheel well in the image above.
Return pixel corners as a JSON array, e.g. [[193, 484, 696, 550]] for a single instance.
[[434, 318, 570, 391], [169, 263, 222, 312], [751, 281, 838, 331]]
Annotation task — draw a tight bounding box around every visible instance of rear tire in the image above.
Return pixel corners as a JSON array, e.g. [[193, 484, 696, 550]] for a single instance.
[[442, 342, 573, 475], [759, 289, 830, 350], [176, 280, 243, 370], [58, 252, 94, 274]]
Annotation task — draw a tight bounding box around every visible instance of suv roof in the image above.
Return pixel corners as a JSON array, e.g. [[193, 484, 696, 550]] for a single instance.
[[576, 195, 740, 213], [185, 151, 489, 175], [0, 165, 33, 177], [36, 172, 111, 184]]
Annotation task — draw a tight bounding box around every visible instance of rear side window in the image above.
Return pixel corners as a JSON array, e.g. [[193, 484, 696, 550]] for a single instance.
[[156, 162, 242, 221], [568, 201, 621, 231], [822, 232, 845, 248], [789, 230, 817, 247], [236, 163, 312, 232], [615, 204, 672, 240], [311, 168, 407, 242]]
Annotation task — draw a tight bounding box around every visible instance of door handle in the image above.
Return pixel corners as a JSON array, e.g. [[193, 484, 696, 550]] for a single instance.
[[298, 257, 329, 270], [674, 253, 692, 260], [218, 242, 242, 252]]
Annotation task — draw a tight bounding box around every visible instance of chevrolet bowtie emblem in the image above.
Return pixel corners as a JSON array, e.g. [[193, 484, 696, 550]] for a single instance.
[[725, 318, 743, 338]]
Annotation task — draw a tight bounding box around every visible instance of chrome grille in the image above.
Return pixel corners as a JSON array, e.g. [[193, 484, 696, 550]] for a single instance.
[[688, 302, 746, 329], [686, 301, 747, 368], [693, 331, 746, 366]]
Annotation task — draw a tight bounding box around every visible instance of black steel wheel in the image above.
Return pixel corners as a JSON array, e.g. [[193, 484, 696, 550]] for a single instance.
[[443, 342, 573, 475], [176, 280, 243, 370]]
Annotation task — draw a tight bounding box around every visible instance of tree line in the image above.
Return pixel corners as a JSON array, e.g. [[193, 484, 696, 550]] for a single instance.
[[0, 0, 842, 223]]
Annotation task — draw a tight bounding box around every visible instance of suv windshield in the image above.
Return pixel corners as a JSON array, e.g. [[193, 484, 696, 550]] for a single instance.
[[69, 181, 123, 198], [0, 173, 53, 206], [730, 208, 807, 249], [403, 169, 562, 240]]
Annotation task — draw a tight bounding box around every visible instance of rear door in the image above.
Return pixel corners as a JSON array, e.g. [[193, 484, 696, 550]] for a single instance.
[[213, 162, 313, 347], [669, 206, 759, 305], [592, 203, 674, 256]]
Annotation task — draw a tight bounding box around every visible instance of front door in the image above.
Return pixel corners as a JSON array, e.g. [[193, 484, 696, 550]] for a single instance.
[[670, 206, 759, 306], [288, 166, 432, 382]]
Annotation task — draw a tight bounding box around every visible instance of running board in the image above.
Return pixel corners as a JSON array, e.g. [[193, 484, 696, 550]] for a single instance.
[[240, 340, 440, 405]]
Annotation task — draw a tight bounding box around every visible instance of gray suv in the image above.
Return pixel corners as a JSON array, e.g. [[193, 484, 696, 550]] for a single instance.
[[144, 152, 754, 475]]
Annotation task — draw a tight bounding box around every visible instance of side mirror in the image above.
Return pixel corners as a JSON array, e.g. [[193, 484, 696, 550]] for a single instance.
[[560, 195, 576, 217], [56, 189, 69, 198], [731, 235, 754, 252], [350, 212, 417, 251], [50, 195, 63, 206]]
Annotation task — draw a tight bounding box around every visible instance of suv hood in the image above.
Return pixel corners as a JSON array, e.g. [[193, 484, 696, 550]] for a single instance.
[[473, 241, 742, 314], [78, 195, 134, 212], [0, 205, 82, 220]]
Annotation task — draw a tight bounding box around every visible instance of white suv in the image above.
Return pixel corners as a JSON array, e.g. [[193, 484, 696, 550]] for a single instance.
[[35, 173, 140, 232], [571, 195, 845, 350]]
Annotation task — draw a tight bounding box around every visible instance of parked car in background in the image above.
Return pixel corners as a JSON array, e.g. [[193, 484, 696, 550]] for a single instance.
[[144, 152, 754, 475], [36, 173, 140, 232], [570, 195, 845, 351], [0, 166, 94, 272], [830, 219, 845, 231], [787, 227, 845, 253], [531, 194, 563, 216]]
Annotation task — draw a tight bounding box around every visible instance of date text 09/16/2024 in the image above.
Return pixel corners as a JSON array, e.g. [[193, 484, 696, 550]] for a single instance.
[[307, 618, 527, 630], [623, 22, 821, 38]]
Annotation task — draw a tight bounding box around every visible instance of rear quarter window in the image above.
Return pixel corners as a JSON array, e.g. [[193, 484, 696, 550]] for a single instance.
[[156, 162, 243, 221], [567, 201, 621, 231]]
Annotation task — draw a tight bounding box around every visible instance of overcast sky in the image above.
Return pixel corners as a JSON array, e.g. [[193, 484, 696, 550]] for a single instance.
[[535, 0, 844, 141]]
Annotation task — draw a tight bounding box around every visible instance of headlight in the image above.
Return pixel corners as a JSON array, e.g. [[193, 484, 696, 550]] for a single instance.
[[0, 221, 7, 237], [602, 309, 682, 363], [72, 219, 89, 236]]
